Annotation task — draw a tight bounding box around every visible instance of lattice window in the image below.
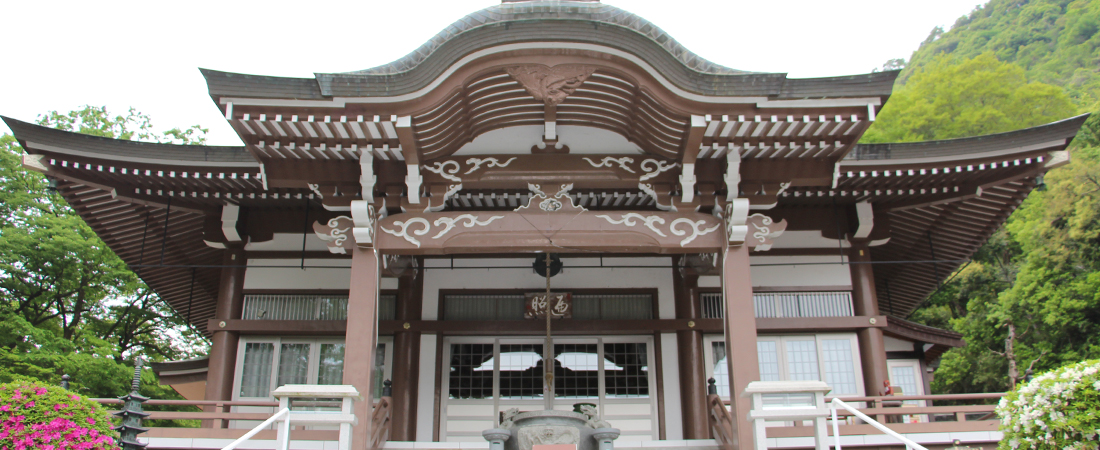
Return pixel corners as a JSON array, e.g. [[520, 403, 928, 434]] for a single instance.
[[241, 294, 395, 321], [821, 339, 858, 395], [239, 343, 274, 398], [603, 343, 649, 398], [700, 291, 854, 319], [443, 293, 652, 321], [498, 344, 545, 400], [554, 344, 599, 399], [448, 343, 495, 400]]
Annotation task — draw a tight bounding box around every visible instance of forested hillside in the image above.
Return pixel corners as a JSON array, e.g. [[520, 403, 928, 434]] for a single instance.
[[907, 0, 1100, 109], [867, 0, 1100, 394]]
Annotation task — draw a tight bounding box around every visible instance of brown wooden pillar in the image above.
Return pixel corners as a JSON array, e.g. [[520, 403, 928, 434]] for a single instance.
[[850, 241, 889, 396], [390, 263, 423, 441], [722, 245, 758, 450], [203, 246, 246, 427], [673, 258, 708, 439], [346, 246, 381, 448]]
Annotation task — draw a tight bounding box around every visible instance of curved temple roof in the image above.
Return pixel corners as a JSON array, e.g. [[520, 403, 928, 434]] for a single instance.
[[350, 0, 750, 77], [4, 112, 1089, 327], [201, 0, 898, 102]]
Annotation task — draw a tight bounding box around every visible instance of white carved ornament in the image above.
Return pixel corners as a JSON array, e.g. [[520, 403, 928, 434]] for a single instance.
[[380, 214, 505, 247], [594, 213, 721, 246], [582, 156, 635, 173], [747, 213, 787, 251], [314, 216, 353, 254], [516, 183, 586, 213]]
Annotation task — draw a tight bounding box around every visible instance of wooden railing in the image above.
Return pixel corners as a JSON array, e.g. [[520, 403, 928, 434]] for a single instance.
[[711, 393, 1004, 442], [94, 396, 393, 446], [707, 394, 735, 450], [370, 396, 392, 450]]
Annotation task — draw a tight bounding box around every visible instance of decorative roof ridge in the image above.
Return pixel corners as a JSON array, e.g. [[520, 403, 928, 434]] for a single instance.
[[2, 116, 256, 166], [845, 113, 1091, 162], [885, 315, 965, 347], [333, 0, 752, 78]]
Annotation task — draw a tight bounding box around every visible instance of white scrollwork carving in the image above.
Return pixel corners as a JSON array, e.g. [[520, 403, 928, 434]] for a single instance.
[[528, 183, 546, 197], [670, 218, 722, 247], [749, 213, 775, 243], [379, 217, 431, 247], [582, 156, 636, 173], [432, 214, 505, 239], [464, 157, 517, 174], [324, 216, 351, 246], [595, 213, 667, 237], [776, 182, 792, 196], [425, 183, 463, 213], [639, 158, 678, 182], [307, 183, 324, 199], [638, 183, 676, 212], [423, 160, 462, 182], [323, 214, 349, 245]]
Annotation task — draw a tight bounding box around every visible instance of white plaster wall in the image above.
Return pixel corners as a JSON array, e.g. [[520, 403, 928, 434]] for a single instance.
[[245, 233, 330, 251], [421, 256, 675, 320], [453, 124, 641, 155], [769, 230, 850, 249], [243, 258, 397, 290], [659, 333, 683, 440], [885, 336, 916, 352], [697, 254, 852, 289], [415, 335, 438, 442]]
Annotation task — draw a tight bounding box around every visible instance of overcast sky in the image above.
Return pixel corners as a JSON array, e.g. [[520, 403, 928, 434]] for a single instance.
[[0, 0, 980, 146]]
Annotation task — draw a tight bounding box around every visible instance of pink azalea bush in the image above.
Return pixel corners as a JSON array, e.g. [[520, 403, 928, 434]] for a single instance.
[[0, 381, 118, 450]]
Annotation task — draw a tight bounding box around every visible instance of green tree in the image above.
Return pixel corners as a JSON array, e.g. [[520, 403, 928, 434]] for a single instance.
[[905, 0, 1100, 109], [0, 106, 208, 399], [862, 53, 1076, 143], [866, 35, 1097, 393]]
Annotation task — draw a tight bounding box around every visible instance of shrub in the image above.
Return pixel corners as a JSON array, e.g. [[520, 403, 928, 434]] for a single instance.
[[0, 381, 119, 450], [996, 359, 1100, 449]]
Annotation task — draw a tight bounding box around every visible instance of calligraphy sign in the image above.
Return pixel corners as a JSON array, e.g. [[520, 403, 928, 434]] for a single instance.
[[525, 292, 572, 319]]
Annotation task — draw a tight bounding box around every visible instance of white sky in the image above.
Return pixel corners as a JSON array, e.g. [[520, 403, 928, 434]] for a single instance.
[[0, 0, 980, 146]]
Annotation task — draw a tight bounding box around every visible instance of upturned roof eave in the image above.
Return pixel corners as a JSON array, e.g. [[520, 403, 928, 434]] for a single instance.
[[3, 116, 258, 168], [843, 113, 1091, 168]]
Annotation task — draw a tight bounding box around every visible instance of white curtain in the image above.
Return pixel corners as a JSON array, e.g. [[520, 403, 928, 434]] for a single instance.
[[240, 343, 274, 397], [277, 343, 310, 387]]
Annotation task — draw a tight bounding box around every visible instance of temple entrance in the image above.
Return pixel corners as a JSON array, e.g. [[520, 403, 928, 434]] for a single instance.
[[440, 336, 657, 441]]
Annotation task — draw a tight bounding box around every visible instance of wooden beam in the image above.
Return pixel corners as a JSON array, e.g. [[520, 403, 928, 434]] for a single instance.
[[206, 316, 888, 336]]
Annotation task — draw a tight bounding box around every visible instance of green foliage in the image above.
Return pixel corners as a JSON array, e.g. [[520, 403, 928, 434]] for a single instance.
[[996, 360, 1100, 449], [862, 53, 1076, 143], [873, 0, 1100, 396], [39, 106, 208, 145], [904, 0, 1100, 109], [0, 381, 119, 449], [0, 106, 209, 403]]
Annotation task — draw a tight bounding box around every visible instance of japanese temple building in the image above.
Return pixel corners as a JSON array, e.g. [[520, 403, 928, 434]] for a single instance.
[[4, 1, 1091, 449]]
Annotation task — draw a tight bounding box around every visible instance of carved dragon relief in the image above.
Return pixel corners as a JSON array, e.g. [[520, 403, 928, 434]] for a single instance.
[[504, 64, 597, 106]]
